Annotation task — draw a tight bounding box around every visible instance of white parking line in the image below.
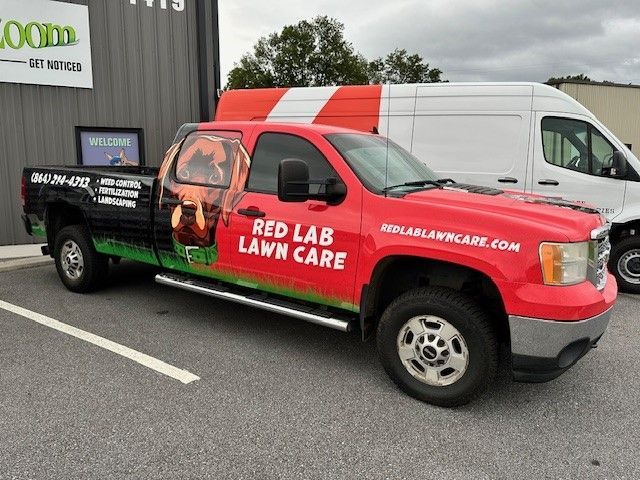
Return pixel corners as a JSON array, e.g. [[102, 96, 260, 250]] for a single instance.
[[0, 300, 200, 385]]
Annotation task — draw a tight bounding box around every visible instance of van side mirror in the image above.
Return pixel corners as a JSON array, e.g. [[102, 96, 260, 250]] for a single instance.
[[603, 151, 627, 178], [278, 158, 346, 205]]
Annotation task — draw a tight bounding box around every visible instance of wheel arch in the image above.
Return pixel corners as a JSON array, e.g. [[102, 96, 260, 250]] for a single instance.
[[44, 201, 90, 254], [610, 218, 640, 243], [359, 255, 508, 342]]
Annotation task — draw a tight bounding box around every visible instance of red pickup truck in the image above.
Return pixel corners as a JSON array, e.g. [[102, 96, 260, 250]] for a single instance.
[[21, 121, 616, 406]]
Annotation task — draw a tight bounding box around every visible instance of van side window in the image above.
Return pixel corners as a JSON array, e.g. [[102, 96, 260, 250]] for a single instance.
[[541, 117, 616, 176], [591, 128, 616, 175], [248, 133, 339, 194]]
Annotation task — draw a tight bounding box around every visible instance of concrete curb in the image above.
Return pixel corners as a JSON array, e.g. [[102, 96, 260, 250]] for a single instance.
[[0, 257, 54, 273], [0, 243, 47, 259]]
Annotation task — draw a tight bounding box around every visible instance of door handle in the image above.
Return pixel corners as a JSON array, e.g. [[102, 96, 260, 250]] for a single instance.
[[238, 208, 266, 218], [498, 177, 518, 184], [538, 179, 559, 186], [163, 198, 184, 205]]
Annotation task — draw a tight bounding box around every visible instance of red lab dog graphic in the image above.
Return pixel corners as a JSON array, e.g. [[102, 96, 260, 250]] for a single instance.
[[158, 134, 250, 264]]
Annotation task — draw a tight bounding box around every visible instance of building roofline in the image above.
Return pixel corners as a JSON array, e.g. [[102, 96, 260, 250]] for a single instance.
[[546, 79, 640, 90]]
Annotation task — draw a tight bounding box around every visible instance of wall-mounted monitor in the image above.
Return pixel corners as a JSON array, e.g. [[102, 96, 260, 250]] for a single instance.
[[76, 127, 145, 166]]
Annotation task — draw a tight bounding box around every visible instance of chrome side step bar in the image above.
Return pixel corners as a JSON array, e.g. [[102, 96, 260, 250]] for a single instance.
[[155, 273, 353, 332]]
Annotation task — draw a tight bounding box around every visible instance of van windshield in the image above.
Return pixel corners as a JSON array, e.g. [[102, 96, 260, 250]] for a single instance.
[[325, 133, 439, 193]]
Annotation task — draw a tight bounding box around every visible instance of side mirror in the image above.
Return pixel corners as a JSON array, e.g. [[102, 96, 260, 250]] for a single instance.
[[603, 151, 627, 178], [324, 177, 347, 205], [278, 158, 309, 203], [278, 158, 347, 205]]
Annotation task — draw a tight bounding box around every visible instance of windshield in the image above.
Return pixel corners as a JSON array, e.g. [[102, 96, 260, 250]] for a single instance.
[[325, 133, 439, 193]]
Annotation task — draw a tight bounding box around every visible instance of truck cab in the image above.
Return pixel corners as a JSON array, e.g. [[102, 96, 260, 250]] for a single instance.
[[217, 83, 640, 293]]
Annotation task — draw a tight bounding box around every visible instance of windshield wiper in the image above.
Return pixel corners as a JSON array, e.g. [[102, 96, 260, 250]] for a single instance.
[[437, 178, 456, 184], [383, 179, 450, 192]]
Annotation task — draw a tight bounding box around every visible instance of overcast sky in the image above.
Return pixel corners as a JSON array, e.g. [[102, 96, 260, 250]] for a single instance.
[[218, 0, 640, 86]]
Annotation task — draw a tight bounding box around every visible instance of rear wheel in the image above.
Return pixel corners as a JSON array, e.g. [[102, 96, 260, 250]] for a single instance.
[[610, 236, 640, 294], [54, 225, 108, 293], [376, 287, 498, 407]]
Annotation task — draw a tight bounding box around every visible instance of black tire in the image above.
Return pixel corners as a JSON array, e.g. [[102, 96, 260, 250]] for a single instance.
[[609, 236, 640, 294], [54, 225, 108, 293], [376, 287, 498, 407]]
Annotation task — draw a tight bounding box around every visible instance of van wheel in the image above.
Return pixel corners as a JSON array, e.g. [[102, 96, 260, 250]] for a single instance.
[[376, 287, 497, 407], [54, 225, 108, 293], [610, 236, 640, 294]]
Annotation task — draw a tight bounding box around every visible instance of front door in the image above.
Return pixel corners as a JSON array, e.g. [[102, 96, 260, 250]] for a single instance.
[[530, 113, 626, 220], [226, 131, 362, 312]]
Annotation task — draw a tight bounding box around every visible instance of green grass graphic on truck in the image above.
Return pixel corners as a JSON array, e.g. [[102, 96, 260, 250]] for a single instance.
[[93, 237, 160, 266], [93, 237, 358, 312], [158, 250, 358, 312]]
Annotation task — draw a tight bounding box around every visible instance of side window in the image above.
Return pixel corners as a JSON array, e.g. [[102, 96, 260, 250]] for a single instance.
[[591, 128, 615, 175], [542, 117, 617, 176], [541, 117, 589, 173], [248, 133, 339, 194], [175, 130, 242, 186]]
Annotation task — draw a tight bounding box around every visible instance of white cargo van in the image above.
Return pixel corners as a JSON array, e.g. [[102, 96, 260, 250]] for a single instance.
[[216, 82, 640, 292]]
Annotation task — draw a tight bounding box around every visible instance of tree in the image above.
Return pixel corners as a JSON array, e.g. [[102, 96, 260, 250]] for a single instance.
[[226, 16, 368, 89], [368, 48, 444, 84], [547, 73, 592, 83]]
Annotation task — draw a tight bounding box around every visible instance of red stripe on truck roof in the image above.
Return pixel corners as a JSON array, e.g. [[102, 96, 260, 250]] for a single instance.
[[215, 88, 290, 121], [312, 84, 382, 132]]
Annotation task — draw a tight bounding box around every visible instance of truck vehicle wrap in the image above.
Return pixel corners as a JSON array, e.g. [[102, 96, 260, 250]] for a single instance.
[[216, 83, 640, 294], [22, 121, 617, 406]]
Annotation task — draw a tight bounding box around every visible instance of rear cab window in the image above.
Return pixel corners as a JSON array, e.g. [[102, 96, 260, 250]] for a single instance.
[[174, 130, 243, 187]]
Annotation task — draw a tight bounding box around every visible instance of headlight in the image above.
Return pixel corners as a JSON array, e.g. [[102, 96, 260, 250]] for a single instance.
[[539, 242, 589, 286]]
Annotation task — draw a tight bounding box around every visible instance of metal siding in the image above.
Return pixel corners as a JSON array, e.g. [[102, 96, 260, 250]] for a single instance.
[[557, 83, 640, 155], [0, 0, 202, 245]]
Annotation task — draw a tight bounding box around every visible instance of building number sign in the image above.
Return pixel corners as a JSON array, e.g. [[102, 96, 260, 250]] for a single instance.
[[128, 0, 185, 12]]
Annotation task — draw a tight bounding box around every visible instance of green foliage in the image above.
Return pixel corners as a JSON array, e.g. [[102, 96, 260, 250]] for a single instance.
[[547, 73, 592, 83], [226, 17, 444, 88], [226, 16, 368, 89], [368, 48, 444, 84]]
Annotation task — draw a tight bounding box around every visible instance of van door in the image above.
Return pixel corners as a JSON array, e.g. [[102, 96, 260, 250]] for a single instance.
[[530, 113, 626, 219], [410, 85, 532, 191]]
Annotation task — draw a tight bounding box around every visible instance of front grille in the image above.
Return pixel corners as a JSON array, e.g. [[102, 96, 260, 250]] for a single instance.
[[589, 228, 611, 291]]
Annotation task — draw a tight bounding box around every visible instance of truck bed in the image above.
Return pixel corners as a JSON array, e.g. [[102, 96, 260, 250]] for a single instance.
[[23, 165, 161, 265]]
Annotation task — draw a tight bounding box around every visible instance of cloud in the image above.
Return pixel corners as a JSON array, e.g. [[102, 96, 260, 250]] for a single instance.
[[219, 0, 640, 85]]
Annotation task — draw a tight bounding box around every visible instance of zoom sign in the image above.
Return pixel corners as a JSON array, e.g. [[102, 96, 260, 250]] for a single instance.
[[0, 0, 92, 89], [0, 19, 77, 49]]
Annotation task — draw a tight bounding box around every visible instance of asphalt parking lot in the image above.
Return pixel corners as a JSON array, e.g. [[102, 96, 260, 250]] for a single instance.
[[0, 262, 638, 479]]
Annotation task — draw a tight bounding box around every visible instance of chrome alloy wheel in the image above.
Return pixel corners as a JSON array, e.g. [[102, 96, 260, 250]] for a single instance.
[[396, 315, 469, 387], [60, 240, 84, 280], [617, 249, 640, 285]]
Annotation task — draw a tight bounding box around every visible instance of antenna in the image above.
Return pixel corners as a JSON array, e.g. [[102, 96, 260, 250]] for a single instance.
[[384, 84, 391, 196]]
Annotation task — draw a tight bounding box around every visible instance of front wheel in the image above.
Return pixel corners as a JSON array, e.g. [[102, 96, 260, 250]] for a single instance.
[[376, 287, 498, 407], [54, 225, 108, 293], [610, 236, 640, 294]]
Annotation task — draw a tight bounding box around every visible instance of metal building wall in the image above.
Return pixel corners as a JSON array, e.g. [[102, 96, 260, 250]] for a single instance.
[[0, 0, 203, 245], [556, 83, 640, 156]]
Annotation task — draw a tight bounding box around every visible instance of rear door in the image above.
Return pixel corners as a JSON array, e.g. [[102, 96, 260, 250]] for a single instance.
[[530, 113, 626, 219], [154, 129, 249, 272], [225, 129, 362, 312]]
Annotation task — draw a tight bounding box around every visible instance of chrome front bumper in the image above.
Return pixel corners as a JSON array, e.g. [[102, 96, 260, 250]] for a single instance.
[[509, 308, 612, 382]]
